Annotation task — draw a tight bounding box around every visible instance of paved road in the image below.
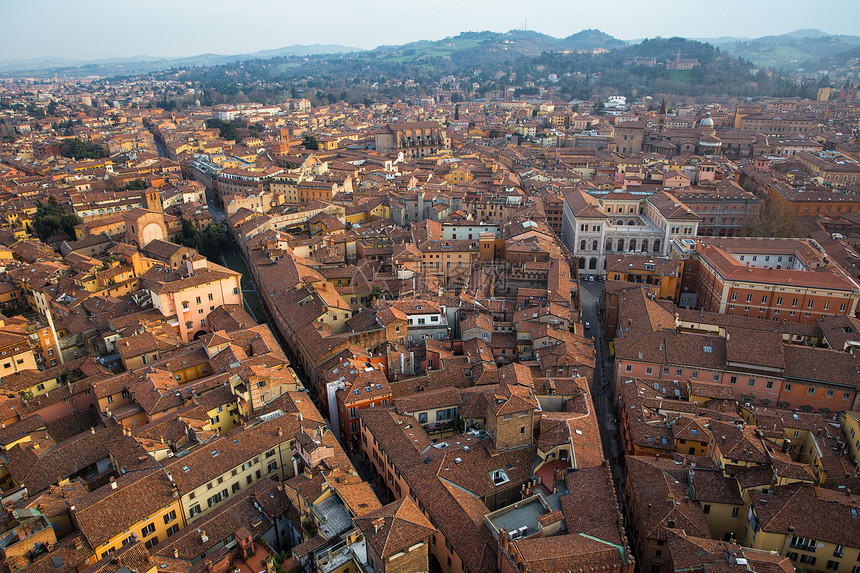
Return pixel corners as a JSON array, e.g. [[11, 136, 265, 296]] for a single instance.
[[579, 280, 627, 506]]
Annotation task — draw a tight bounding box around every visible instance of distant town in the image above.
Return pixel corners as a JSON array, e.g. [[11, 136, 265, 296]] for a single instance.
[[0, 31, 858, 573]]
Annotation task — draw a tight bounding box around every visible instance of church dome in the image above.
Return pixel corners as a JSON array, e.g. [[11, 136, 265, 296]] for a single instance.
[[700, 112, 714, 127]]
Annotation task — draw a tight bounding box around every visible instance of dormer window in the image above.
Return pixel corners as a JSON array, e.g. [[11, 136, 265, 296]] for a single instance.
[[491, 469, 510, 485]]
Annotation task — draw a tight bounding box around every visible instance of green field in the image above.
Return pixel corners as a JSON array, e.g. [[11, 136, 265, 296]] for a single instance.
[[665, 69, 692, 84]]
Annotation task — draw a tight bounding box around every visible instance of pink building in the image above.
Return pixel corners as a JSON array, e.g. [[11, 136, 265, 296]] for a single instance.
[[143, 259, 243, 342]]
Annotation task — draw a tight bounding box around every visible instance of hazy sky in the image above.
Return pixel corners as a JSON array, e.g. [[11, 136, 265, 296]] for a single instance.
[[4, 0, 860, 62]]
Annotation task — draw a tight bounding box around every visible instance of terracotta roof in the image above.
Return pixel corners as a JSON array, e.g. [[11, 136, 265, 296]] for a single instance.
[[354, 497, 435, 559]]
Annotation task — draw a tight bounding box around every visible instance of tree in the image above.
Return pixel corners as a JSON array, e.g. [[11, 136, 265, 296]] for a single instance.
[[748, 200, 802, 238], [454, 104, 459, 121], [204, 118, 240, 142], [32, 196, 81, 241], [178, 220, 229, 260], [122, 179, 147, 191], [301, 134, 319, 150], [59, 138, 107, 160]]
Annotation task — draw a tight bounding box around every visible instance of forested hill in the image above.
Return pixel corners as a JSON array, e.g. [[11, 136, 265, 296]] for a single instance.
[[156, 32, 814, 107]]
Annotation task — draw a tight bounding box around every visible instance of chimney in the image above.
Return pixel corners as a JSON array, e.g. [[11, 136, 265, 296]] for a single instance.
[[90, 426, 95, 435], [278, 427, 283, 437], [109, 477, 117, 490], [372, 517, 385, 534], [173, 548, 179, 559]]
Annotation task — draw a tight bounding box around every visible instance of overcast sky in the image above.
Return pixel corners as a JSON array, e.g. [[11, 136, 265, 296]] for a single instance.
[[4, 0, 860, 62]]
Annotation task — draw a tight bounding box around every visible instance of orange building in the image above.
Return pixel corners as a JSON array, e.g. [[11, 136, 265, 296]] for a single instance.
[[679, 237, 860, 325]]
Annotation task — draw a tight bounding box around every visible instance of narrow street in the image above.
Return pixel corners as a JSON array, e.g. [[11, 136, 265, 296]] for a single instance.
[[579, 280, 626, 507], [152, 132, 266, 325]]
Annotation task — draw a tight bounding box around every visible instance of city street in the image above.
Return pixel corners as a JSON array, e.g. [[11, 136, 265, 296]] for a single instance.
[[578, 279, 626, 504]]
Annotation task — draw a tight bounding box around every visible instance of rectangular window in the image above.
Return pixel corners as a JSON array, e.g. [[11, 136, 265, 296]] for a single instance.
[[166, 524, 180, 536], [141, 523, 156, 537], [163, 510, 176, 524]]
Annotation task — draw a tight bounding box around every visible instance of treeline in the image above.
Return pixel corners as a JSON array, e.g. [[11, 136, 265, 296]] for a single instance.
[[164, 35, 815, 107]]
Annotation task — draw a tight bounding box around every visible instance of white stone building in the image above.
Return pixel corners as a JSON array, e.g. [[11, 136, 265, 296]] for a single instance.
[[562, 189, 700, 275]]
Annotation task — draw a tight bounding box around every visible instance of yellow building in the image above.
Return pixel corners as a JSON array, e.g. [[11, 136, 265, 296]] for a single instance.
[[744, 485, 860, 573], [842, 412, 860, 467], [163, 416, 302, 525], [605, 254, 682, 300], [73, 469, 185, 562]]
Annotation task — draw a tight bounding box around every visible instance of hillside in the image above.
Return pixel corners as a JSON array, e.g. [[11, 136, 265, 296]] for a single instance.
[[800, 45, 860, 79], [159, 33, 811, 108], [713, 30, 860, 69], [0, 44, 361, 76], [561, 29, 627, 50]]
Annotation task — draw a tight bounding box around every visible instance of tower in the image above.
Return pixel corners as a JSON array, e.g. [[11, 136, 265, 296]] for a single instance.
[[658, 98, 667, 133], [145, 189, 162, 214]]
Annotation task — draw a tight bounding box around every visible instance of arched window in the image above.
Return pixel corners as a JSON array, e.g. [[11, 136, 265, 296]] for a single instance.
[[628, 220, 636, 226], [605, 239, 613, 251], [592, 240, 598, 251], [580, 239, 586, 250], [617, 239, 624, 252], [629, 239, 636, 251], [578, 258, 585, 269], [652, 239, 660, 252], [589, 257, 598, 270], [641, 239, 648, 252]]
